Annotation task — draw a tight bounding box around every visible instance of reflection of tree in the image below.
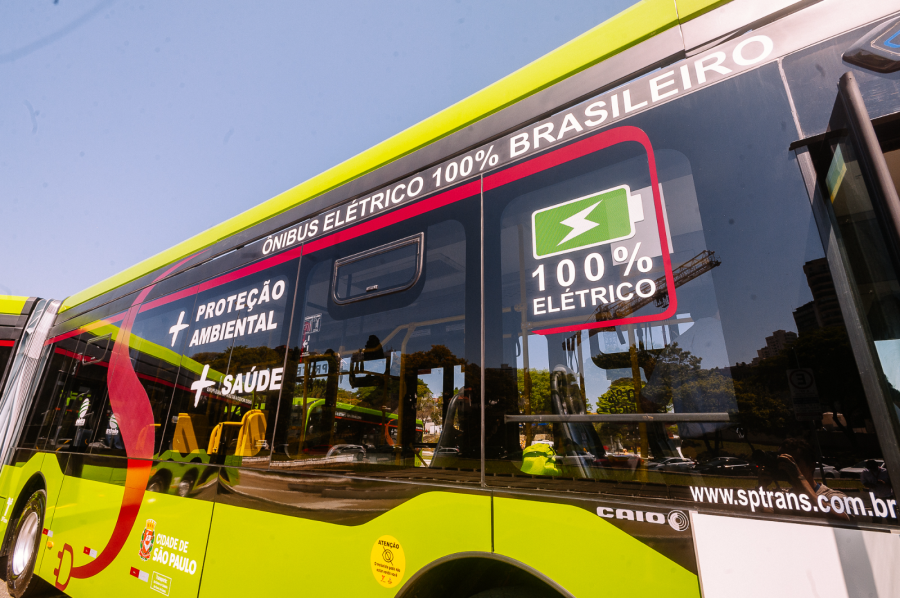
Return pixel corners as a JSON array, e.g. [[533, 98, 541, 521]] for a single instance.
[[191, 349, 231, 374], [595, 378, 639, 452], [349, 378, 432, 412], [592, 341, 727, 415], [580, 322, 872, 461], [403, 344, 465, 372], [416, 382, 442, 425], [516, 369, 551, 414], [228, 345, 285, 373], [591, 341, 739, 456], [596, 378, 639, 414], [192, 345, 286, 379]]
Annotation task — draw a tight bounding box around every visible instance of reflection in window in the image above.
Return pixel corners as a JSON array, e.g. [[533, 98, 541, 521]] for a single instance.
[[163, 261, 297, 468], [271, 208, 481, 474], [481, 66, 895, 525]]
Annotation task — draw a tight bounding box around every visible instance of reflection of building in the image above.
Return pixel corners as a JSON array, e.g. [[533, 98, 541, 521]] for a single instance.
[[751, 330, 797, 365], [792, 302, 818, 334], [792, 258, 844, 334]]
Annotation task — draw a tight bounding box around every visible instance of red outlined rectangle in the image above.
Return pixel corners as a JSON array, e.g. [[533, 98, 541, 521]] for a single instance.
[[491, 126, 677, 335]]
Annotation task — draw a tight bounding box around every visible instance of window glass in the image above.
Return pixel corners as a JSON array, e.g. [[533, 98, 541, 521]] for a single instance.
[[0, 345, 13, 381], [89, 293, 196, 458], [19, 342, 76, 450], [483, 64, 896, 525], [806, 110, 900, 512], [333, 235, 422, 302], [43, 328, 114, 453], [271, 192, 480, 476], [162, 258, 299, 467]]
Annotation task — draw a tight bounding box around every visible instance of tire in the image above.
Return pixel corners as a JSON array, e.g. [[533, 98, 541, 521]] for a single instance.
[[6, 489, 46, 598]]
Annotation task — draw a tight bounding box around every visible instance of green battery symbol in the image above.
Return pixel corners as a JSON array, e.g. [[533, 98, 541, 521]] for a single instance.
[[531, 184, 643, 259]]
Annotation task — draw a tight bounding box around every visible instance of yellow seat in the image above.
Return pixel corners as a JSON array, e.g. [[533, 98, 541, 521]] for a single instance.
[[207, 421, 241, 455], [235, 410, 267, 457]]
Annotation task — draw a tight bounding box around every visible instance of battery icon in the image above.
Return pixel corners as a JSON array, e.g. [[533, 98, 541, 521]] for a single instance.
[[531, 184, 643, 259]]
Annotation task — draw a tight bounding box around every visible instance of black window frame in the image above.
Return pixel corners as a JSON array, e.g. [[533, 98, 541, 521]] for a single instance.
[[331, 233, 425, 305]]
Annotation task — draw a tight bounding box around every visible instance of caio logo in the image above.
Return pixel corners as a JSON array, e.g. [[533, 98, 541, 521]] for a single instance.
[[667, 510, 690, 531], [597, 506, 691, 532]]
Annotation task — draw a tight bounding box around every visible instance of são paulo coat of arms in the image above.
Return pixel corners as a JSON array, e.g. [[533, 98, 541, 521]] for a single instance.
[[138, 519, 156, 561]]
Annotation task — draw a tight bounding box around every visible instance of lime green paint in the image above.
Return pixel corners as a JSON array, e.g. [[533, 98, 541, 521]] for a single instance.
[[36, 454, 66, 574], [0, 450, 704, 596], [156, 450, 211, 464], [302, 398, 424, 425], [0, 295, 28, 315], [493, 497, 700, 597], [60, 0, 697, 314], [199, 492, 491, 596], [676, 0, 734, 22], [37, 473, 214, 597], [0, 454, 65, 576], [0, 454, 46, 542]]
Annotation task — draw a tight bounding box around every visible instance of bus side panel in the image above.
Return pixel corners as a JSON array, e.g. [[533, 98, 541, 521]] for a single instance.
[[493, 496, 701, 598], [37, 472, 214, 598], [198, 491, 491, 596], [34, 454, 67, 575], [0, 452, 46, 540]]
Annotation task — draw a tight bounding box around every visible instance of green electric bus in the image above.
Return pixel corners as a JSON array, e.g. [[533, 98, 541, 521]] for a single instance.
[[2, 1, 900, 596]]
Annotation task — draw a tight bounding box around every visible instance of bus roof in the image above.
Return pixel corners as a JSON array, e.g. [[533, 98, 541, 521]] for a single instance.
[[60, 0, 728, 314], [0, 296, 31, 316]]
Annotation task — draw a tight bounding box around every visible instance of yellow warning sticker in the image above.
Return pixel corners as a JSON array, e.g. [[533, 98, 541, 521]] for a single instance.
[[371, 535, 405, 588]]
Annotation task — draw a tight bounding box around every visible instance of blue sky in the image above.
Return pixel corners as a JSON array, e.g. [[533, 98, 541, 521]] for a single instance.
[[1, 0, 633, 300]]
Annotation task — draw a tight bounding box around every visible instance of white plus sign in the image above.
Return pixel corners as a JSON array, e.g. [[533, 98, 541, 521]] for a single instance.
[[190, 364, 215, 407], [169, 311, 189, 347]]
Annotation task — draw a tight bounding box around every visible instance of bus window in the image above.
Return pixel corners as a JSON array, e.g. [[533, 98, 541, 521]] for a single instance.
[[17, 343, 75, 450], [805, 76, 900, 483], [482, 63, 895, 523], [44, 334, 111, 453], [162, 257, 298, 468], [88, 293, 195, 459], [271, 195, 480, 474], [333, 234, 423, 303]]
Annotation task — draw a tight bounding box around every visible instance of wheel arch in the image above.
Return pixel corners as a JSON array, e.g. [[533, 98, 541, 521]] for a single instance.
[[1, 473, 47, 557], [396, 552, 574, 598]]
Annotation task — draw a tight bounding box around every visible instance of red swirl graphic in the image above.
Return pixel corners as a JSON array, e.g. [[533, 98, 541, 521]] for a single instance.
[[55, 253, 202, 589]]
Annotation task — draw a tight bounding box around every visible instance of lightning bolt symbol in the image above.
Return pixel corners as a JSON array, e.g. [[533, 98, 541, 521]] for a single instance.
[[558, 200, 602, 245]]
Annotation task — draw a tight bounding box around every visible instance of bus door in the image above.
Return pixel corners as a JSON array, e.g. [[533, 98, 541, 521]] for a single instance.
[[802, 71, 900, 489], [45, 334, 111, 457]]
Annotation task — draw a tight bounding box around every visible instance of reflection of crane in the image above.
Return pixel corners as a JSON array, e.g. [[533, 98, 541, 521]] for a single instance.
[[595, 250, 721, 321]]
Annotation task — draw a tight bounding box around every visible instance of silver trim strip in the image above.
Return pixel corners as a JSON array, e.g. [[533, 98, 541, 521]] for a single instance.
[[504, 413, 732, 424], [0, 299, 60, 466]]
